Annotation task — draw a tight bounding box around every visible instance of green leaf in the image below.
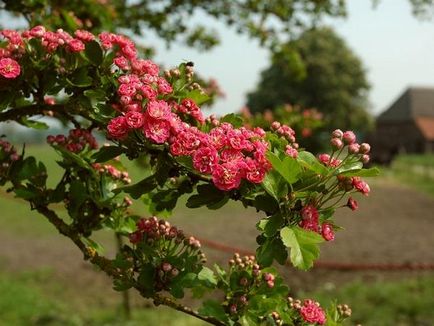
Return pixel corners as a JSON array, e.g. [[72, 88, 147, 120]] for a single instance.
[[337, 161, 363, 174], [264, 214, 284, 237], [115, 175, 157, 199], [280, 226, 324, 270], [176, 156, 194, 170], [186, 184, 225, 209], [267, 152, 301, 184], [14, 187, 39, 200], [262, 169, 288, 201], [54, 146, 92, 172], [0, 91, 15, 111], [256, 237, 288, 267], [198, 300, 229, 324], [219, 113, 243, 128], [198, 267, 218, 287], [341, 167, 380, 177], [84, 41, 103, 66], [92, 146, 124, 163], [18, 117, 48, 130], [185, 90, 210, 105], [67, 67, 93, 87], [297, 151, 328, 175], [253, 194, 279, 213]]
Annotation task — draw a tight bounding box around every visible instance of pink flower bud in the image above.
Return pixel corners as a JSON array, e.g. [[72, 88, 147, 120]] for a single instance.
[[342, 131, 356, 145], [361, 154, 370, 164], [359, 143, 371, 154], [332, 129, 343, 138], [330, 137, 343, 150], [347, 197, 358, 211], [348, 143, 360, 154]]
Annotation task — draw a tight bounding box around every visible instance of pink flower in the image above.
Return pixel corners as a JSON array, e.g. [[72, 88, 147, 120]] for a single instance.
[[212, 162, 243, 191], [125, 111, 145, 129], [146, 100, 171, 120], [131, 59, 159, 76], [321, 223, 335, 241], [352, 177, 370, 195], [118, 83, 137, 97], [29, 25, 46, 37], [245, 158, 266, 184], [220, 149, 243, 162], [285, 145, 298, 158], [143, 118, 171, 144], [107, 116, 129, 139], [67, 39, 85, 52], [157, 77, 173, 94], [139, 85, 157, 100], [299, 300, 326, 325], [192, 146, 219, 174], [300, 205, 319, 232], [347, 197, 358, 210], [301, 205, 319, 221], [74, 30, 95, 42], [0, 58, 21, 79], [114, 56, 130, 70]]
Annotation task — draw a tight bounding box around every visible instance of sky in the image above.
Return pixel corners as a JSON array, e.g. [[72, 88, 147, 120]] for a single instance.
[[145, 0, 434, 117]]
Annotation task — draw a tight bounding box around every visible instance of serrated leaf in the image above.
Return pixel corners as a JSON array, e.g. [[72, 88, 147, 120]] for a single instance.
[[280, 226, 323, 270]]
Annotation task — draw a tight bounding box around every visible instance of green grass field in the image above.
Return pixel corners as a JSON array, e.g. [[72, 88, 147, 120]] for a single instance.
[[0, 146, 433, 325], [386, 153, 434, 196]]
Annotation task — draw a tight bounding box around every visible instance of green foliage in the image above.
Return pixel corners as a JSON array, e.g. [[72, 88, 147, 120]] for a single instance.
[[280, 226, 324, 270]]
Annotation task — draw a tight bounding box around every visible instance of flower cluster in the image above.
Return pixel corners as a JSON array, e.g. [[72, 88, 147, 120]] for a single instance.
[[299, 205, 335, 241], [92, 163, 131, 184], [288, 297, 326, 325], [0, 139, 20, 184], [47, 129, 98, 153], [129, 217, 206, 293], [106, 55, 271, 191], [225, 254, 277, 317], [271, 121, 299, 158]]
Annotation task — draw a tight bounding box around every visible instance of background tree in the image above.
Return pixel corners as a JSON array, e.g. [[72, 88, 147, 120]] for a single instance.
[[246, 27, 372, 135]]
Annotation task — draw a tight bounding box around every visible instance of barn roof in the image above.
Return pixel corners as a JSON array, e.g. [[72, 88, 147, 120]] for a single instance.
[[378, 87, 434, 122], [415, 117, 434, 141]]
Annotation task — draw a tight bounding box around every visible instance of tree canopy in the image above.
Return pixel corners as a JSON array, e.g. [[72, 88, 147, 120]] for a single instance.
[[2, 0, 432, 53], [246, 27, 372, 132]]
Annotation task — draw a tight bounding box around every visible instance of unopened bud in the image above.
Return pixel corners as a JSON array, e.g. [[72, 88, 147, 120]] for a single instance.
[[330, 137, 343, 150]]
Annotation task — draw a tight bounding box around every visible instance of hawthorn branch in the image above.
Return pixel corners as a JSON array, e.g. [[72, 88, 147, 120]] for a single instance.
[[33, 204, 225, 326]]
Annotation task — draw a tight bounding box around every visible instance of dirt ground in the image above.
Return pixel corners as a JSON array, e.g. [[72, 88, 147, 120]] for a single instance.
[[0, 177, 433, 309]]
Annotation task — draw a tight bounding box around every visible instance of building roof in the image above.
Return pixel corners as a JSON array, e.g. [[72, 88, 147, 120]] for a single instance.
[[378, 87, 434, 122], [415, 117, 434, 141]]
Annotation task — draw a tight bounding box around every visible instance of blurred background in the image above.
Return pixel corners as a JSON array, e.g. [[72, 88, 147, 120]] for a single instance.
[[0, 0, 433, 325]]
